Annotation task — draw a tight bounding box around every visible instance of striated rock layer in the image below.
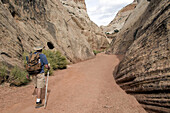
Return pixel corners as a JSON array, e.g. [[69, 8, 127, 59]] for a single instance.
[[0, 0, 109, 68], [111, 0, 170, 112]]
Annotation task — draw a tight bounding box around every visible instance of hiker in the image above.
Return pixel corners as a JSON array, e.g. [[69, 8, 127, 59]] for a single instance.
[[26, 45, 50, 108]]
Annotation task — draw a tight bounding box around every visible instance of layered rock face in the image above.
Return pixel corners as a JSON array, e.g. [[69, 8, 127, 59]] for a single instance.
[[111, 0, 170, 112], [109, 0, 150, 54], [0, 0, 109, 68], [101, 1, 137, 34], [60, 0, 109, 49]]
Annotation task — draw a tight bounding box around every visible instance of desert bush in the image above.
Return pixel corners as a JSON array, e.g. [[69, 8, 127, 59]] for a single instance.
[[0, 63, 7, 78], [0, 63, 8, 84], [93, 50, 101, 55], [43, 50, 68, 74], [10, 66, 30, 86], [55, 51, 68, 69], [22, 52, 29, 66]]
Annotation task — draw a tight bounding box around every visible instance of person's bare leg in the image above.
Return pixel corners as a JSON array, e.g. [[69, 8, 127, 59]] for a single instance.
[[35, 88, 43, 108], [37, 88, 41, 99]]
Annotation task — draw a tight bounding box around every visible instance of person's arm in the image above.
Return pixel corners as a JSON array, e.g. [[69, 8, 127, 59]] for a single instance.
[[42, 54, 50, 70], [45, 64, 50, 70]]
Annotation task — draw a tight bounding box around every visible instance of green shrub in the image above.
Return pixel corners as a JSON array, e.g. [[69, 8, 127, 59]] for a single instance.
[[93, 50, 101, 55], [10, 66, 30, 86], [42, 50, 68, 75], [0, 63, 8, 84], [55, 51, 68, 69], [0, 63, 7, 78], [22, 52, 29, 66]]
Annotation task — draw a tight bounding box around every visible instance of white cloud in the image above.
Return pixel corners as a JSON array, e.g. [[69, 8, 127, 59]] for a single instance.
[[85, 0, 134, 26]]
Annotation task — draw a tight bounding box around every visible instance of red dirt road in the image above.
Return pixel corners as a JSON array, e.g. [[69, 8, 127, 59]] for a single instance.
[[0, 53, 146, 113]]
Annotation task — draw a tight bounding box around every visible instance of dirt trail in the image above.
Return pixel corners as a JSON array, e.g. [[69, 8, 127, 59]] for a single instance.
[[0, 53, 146, 113]]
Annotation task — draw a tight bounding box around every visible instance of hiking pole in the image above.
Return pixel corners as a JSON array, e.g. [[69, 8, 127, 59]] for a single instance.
[[44, 64, 50, 108]]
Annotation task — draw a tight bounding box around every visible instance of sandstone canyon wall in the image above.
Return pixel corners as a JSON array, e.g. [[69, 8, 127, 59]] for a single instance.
[[110, 0, 169, 112], [0, 0, 109, 69], [101, 1, 137, 34], [101, 0, 137, 45], [60, 0, 109, 49]]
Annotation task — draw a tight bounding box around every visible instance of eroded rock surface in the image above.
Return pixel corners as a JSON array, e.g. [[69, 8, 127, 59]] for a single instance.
[[60, 0, 109, 49], [101, 0, 137, 34], [0, 0, 109, 68], [110, 0, 170, 112]]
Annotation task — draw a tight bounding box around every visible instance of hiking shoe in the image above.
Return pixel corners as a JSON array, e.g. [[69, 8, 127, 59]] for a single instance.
[[36, 100, 42, 104], [35, 100, 43, 108]]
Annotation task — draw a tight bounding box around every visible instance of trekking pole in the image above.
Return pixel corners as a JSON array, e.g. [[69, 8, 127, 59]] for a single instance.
[[44, 64, 50, 108]]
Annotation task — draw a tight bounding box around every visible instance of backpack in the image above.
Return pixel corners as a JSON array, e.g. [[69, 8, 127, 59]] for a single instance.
[[25, 52, 42, 74]]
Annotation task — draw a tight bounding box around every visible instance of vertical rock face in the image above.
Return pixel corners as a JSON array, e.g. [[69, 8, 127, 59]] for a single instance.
[[0, 0, 109, 67], [73, 0, 85, 5], [101, 0, 137, 47], [101, 1, 137, 34], [111, 0, 170, 112], [60, 0, 109, 49], [108, 0, 150, 54]]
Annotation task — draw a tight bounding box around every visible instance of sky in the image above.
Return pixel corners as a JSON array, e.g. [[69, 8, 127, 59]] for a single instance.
[[85, 0, 134, 26]]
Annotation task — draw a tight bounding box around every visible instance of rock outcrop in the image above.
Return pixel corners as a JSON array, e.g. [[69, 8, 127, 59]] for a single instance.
[[101, 0, 137, 34], [110, 0, 170, 112], [0, 0, 109, 69], [60, 0, 109, 49]]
